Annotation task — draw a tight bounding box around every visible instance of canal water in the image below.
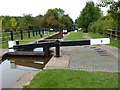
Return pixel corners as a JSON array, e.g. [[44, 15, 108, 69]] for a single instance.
[[1, 55, 52, 88]]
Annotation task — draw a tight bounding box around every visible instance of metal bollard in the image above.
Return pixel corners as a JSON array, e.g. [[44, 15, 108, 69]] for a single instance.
[[55, 40, 61, 57], [16, 40, 19, 45]]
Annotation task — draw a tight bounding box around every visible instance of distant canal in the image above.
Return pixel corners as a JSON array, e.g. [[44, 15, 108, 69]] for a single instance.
[[1, 55, 52, 88]]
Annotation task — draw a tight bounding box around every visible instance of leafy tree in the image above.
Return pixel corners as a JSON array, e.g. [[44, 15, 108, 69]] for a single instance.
[[0, 17, 1, 26], [23, 14, 34, 29], [108, 1, 120, 30], [60, 14, 73, 29], [97, 0, 120, 30], [17, 17, 28, 30], [78, 1, 102, 32], [41, 8, 64, 29], [41, 8, 73, 29], [1, 16, 12, 32], [11, 18, 17, 31], [88, 15, 117, 34], [33, 15, 43, 28]]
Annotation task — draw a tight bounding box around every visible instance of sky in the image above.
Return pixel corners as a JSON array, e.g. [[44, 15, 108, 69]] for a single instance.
[[0, 0, 118, 21]]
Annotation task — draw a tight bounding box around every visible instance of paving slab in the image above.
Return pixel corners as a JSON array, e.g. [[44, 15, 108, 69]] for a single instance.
[[68, 46, 118, 72], [44, 46, 118, 72], [44, 47, 70, 69]]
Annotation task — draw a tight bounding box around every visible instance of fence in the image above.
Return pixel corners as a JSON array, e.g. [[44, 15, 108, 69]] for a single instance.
[[0, 28, 73, 44], [0, 29, 48, 44], [106, 29, 120, 41]]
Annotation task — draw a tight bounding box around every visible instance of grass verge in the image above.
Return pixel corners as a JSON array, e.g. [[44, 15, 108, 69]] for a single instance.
[[88, 32, 120, 48], [24, 69, 118, 88], [0, 32, 55, 49], [64, 32, 86, 41]]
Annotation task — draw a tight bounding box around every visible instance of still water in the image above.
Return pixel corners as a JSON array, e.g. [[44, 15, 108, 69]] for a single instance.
[[1, 55, 51, 88]]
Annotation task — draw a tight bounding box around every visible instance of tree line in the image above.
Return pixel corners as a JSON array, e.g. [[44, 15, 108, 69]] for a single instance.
[[0, 8, 73, 32], [76, 0, 119, 34], [0, 0, 119, 34]]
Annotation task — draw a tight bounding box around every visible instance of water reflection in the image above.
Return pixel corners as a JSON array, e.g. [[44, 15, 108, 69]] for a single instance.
[[2, 55, 51, 70], [1, 55, 52, 88]]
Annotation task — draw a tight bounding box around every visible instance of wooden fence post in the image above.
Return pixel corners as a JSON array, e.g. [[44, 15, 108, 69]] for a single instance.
[[10, 31, 14, 41], [20, 30, 23, 40], [28, 30, 30, 38], [32, 29, 35, 37], [36, 29, 38, 35]]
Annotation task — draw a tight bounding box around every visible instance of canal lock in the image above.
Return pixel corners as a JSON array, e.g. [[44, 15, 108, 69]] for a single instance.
[[1, 32, 67, 88]]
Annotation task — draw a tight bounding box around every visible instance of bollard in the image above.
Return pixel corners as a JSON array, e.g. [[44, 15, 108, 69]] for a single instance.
[[16, 40, 19, 45], [55, 40, 60, 57]]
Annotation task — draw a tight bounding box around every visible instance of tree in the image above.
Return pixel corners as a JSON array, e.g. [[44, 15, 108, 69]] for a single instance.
[[11, 18, 17, 31], [108, 1, 120, 30], [97, 0, 120, 30], [78, 1, 102, 32], [1, 16, 12, 32], [17, 17, 28, 30], [23, 14, 34, 29], [0, 17, 2, 31], [88, 15, 117, 34], [41, 8, 65, 29], [1, 17, 6, 31], [60, 14, 73, 29], [33, 15, 43, 28], [41, 8, 73, 29]]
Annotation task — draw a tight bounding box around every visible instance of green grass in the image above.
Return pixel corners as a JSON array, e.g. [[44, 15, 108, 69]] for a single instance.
[[19, 32, 55, 45], [0, 42, 8, 49], [88, 32, 107, 39], [24, 69, 118, 88], [64, 32, 86, 41], [0, 32, 55, 49], [88, 32, 120, 48]]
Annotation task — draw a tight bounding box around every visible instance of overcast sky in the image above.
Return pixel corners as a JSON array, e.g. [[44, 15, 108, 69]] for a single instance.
[[0, 0, 118, 21]]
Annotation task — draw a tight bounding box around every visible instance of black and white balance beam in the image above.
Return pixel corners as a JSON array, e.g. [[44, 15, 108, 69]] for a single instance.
[[8, 38, 110, 52]]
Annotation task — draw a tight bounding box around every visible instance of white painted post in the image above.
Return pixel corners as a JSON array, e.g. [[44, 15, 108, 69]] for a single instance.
[[8, 41, 15, 52]]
